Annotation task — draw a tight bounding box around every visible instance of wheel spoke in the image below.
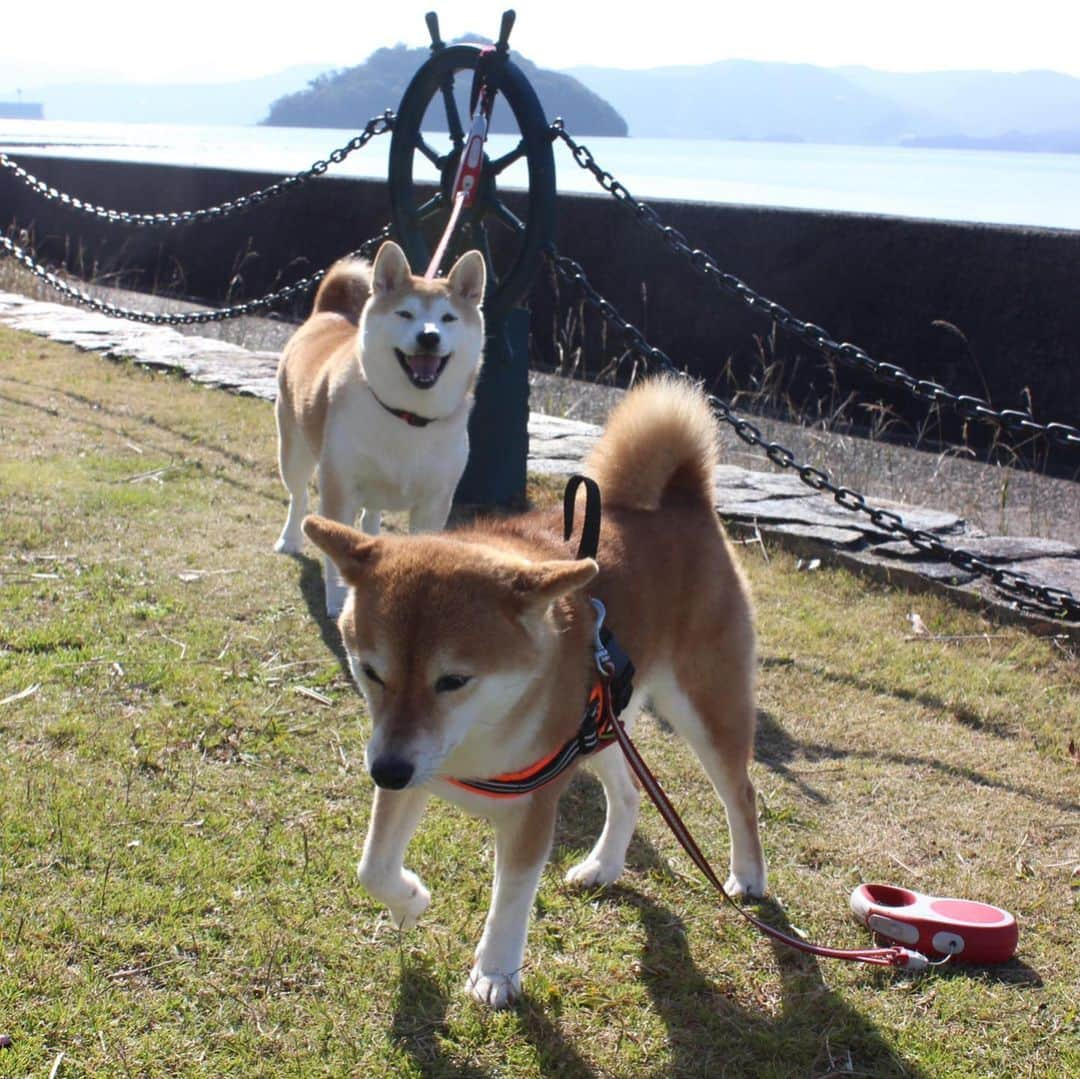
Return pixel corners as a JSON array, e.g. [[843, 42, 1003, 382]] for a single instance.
[[489, 139, 528, 176], [469, 220, 500, 286], [415, 134, 444, 169], [492, 200, 526, 235], [415, 192, 446, 222], [440, 75, 465, 148]]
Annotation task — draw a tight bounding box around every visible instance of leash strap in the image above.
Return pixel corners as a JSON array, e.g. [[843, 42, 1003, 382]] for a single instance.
[[424, 48, 499, 281], [563, 473, 602, 560], [597, 679, 923, 968], [424, 191, 469, 282]]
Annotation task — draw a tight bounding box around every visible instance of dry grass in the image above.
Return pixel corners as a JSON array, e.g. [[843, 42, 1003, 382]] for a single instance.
[[1, 327, 1078, 1077]]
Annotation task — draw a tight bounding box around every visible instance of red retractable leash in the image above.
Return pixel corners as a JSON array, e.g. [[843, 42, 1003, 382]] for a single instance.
[[850, 883, 1018, 964], [589, 607, 930, 971], [563, 474, 1018, 973], [424, 44, 502, 281]]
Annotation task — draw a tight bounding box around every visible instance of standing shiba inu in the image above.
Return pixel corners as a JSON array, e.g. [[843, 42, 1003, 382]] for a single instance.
[[274, 240, 486, 615], [303, 376, 767, 1008]]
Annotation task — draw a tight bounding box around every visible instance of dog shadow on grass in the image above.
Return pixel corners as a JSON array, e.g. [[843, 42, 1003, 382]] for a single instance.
[[295, 553, 351, 674], [389, 770, 927, 1079], [605, 885, 928, 1079], [755, 706, 1079, 816], [551, 772, 928, 1078], [391, 953, 489, 1079], [390, 950, 598, 1079]]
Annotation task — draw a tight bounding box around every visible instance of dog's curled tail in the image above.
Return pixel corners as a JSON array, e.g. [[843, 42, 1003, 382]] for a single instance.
[[586, 375, 720, 512], [311, 259, 373, 325]]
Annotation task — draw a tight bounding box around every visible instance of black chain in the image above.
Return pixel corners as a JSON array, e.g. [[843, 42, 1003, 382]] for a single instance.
[[0, 112, 395, 228], [546, 247, 1079, 623], [0, 227, 390, 325], [550, 121, 1080, 456]]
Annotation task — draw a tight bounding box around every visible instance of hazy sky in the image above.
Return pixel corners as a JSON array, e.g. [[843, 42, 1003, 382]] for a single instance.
[[4, 0, 1080, 87]]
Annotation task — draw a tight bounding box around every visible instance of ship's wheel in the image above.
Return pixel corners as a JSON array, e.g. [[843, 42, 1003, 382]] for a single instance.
[[388, 13, 556, 322]]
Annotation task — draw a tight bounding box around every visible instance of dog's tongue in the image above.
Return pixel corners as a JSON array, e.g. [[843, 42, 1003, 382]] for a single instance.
[[407, 354, 441, 382]]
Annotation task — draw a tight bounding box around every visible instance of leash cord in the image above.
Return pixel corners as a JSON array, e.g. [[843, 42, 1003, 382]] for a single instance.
[[566, 473, 926, 969], [424, 48, 499, 281], [603, 686, 925, 969]]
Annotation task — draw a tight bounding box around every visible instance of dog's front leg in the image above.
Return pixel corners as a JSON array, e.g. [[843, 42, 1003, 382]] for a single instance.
[[318, 464, 362, 617], [408, 493, 453, 535], [467, 795, 558, 1009], [357, 785, 432, 930]]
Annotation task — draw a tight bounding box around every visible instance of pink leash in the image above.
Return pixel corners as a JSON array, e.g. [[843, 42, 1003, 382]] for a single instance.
[[586, 597, 930, 971], [424, 48, 497, 280], [608, 708, 929, 969]]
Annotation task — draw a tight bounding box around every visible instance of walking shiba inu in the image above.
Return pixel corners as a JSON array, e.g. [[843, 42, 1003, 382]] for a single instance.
[[303, 376, 767, 1008], [274, 240, 486, 615]]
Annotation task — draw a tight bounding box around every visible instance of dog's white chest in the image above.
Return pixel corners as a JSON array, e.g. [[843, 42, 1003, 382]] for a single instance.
[[327, 393, 468, 510]]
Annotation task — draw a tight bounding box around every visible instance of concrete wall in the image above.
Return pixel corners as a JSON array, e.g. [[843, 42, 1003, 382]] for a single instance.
[[4, 154, 1078, 455]]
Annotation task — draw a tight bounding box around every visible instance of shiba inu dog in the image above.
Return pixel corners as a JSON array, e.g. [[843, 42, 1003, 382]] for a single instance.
[[303, 376, 767, 1008], [274, 240, 486, 615]]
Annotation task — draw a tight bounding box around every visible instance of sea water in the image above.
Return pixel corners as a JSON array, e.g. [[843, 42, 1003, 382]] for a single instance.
[[1, 118, 1078, 232]]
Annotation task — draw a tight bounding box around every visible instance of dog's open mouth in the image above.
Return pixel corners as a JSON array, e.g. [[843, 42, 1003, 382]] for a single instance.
[[395, 349, 451, 389]]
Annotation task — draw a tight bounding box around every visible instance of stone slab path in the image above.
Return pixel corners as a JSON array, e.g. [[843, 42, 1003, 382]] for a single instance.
[[2, 290, 1077, 640]]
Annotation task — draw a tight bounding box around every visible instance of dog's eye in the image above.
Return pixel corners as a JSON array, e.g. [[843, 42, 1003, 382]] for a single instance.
[[361, 663, 384, 686], [396, 310, 415, 320], [435, 674, 471, 693], [440, 313, 458, 324]]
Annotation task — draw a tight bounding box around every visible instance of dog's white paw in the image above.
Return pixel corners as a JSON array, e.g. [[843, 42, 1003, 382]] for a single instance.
[[466, 965, 521, 1009], [387, 870, 430, 930], [565, 856, 623, 888], [273, 533, 302, 555], [725, 865, 767, 899]]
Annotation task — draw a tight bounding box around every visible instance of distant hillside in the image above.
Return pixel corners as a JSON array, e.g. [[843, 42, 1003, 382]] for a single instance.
[[837, 67, 1080, 138], [566, 60, 1080, 150], [22, 66, 328, 125], [903, 131, 1080, 153], [568, 60, 923, 142], [265, 41, 627, 136]]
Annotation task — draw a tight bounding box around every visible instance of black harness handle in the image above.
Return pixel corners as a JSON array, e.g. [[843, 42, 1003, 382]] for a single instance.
[[563, 474, 602, 560]]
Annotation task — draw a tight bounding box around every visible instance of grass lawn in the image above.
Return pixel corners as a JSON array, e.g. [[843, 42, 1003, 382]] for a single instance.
[[1, 326, 1078, 1077]]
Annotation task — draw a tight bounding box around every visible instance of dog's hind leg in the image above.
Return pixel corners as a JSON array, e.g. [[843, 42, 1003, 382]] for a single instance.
[[468, 793, 559, 1009], [274, 400, 317, 555], [649, 667, 767, 899], [357, 785, 432, 930], [565, 700, 643, 888]]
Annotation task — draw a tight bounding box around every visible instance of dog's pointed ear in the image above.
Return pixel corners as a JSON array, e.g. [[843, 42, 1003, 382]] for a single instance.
[[302, 515, 379, 582], [371, 241, 412, 295], [447, 249, 486, 306], [511, 558, 598, 609]]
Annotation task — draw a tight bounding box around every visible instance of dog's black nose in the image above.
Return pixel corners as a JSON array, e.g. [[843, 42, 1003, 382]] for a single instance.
[[370, 754, 415, 790], [416, 329, 440, 351]]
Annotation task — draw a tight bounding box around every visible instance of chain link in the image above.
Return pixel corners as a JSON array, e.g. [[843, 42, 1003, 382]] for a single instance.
[[550, 121, 1080, 455], [0, 112, 395, 228], [0, 227, 390, 325], [545, 246, 1079, 623]]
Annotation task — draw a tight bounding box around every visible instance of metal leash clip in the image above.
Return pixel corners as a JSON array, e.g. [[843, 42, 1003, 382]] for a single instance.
[[590, 599, 612, 674]]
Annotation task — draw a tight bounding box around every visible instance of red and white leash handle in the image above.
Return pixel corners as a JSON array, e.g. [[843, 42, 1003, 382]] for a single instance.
[[424, 49, 498, 281]]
